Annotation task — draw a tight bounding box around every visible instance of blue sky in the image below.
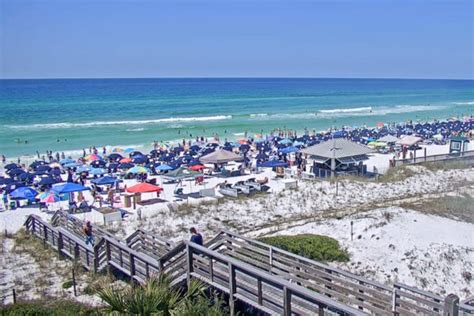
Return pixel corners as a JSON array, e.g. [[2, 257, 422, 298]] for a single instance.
[[1, 0, 473, 79]]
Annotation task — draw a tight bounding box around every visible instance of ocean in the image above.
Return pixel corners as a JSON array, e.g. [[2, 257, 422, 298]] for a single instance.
[[1, 78, 473, 159]]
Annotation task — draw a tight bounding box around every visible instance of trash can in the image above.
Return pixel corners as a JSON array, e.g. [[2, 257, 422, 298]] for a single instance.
[[124, 194, 132, 208]]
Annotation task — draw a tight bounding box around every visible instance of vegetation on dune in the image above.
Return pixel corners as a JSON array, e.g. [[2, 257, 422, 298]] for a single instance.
[[96, 274, 227, 316], [259, 234, 350, 262], [0, 299, 98, 316]]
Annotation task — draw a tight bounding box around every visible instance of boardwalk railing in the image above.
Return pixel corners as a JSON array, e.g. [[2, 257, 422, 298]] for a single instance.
[[206, 230, 472, 315], [394, 149, 474, 167], [24, 215, 95, 271], [186, 241, 365, 316], [24, 215, 473, 315], [24, 215, 367, 315]]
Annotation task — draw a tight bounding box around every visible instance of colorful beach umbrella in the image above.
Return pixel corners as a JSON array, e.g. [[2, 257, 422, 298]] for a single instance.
[[89, 168, 106, 176], [127, 166, 151, 174], [37, 191, 61, 203], [85, 154, 102, 161]]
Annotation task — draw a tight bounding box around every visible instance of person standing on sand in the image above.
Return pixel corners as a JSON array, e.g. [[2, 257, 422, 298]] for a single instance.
[[189, 227, 203, 246]]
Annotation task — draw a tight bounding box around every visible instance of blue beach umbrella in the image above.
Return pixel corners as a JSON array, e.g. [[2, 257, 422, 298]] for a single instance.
[[279, 146, 299, 154], [76, 166, 91, 173], [60, 158, 75, 165], [91, 176, 118, 186], [64, 162, 81, 168], [89, 168, 106, 176], [10, 187, 38, 200], [157, 164, 173, 171], [259, 160, 288, 168]]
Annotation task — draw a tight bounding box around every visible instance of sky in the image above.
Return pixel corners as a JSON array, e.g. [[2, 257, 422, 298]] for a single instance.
[[1, 0, 473, 79]]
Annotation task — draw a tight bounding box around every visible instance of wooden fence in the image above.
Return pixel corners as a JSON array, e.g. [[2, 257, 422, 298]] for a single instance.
[[394, 150, 474, 167]]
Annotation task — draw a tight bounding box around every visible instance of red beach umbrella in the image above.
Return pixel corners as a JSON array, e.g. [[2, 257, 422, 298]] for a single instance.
[[189, 165, 205, 171]]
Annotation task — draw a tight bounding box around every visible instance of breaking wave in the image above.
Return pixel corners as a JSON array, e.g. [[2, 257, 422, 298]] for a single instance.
[[6, 115, 233, 130]]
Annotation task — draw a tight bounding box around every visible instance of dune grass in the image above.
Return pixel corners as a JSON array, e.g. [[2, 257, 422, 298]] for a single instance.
[[259, 234, 349, 262]]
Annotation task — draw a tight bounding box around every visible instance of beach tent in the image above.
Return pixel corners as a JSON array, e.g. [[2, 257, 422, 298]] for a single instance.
[[64, 162, 81, 168], [52, 183, 90, 194], [396, 135, 422, 146], [10, 187, 38, 200], [126, 183, 162, 193], [162, 166, 199, 179], [108, 153, 123, 161], [199, 149, 243, 164], [91, 160, 107, 168], [91, 176, 118, 186]]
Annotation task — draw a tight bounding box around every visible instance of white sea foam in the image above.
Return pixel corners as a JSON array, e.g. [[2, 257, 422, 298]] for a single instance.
[[6, 115, 233, 130], [319, 106, 373, 114], [248, 105, 446, 121], [125, 128, 145, 132], [452, 101, 474, 105]]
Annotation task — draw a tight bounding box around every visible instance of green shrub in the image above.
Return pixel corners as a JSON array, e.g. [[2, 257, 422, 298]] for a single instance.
[[62, 280, 73, 289], [259, 234, 349, 262], [0, 299, 98, 316]]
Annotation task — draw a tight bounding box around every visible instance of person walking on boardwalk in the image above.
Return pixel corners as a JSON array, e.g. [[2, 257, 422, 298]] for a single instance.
[[83, 220, 94, 246], [189, 227, 203, 246]]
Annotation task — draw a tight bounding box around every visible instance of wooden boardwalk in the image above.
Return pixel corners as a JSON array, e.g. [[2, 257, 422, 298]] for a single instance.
[[24, 214, 474, 315]]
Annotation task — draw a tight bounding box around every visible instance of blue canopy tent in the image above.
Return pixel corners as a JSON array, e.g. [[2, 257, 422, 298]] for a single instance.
[[10, 187, 38, 200], [108, 153, 123, 161], [0, 177, 14, 185], [52, 183, 90, 194], [76, 166, 91, 173], [5, 182, 26, 193]]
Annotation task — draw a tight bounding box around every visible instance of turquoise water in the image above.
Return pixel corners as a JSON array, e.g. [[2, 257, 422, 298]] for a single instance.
[[0, 78, 473, 158]]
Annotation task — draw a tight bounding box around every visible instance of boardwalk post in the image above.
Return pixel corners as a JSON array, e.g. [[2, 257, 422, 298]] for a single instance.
[[209, 258, 214, 283], [228, 263, 236, 316], [443, 294, 459, 316], [12, 288, 16, 304], [43, 224, 47, 247], [186, 244, 193, 287], [391, 288, 398, 315], [129, 253, 135, 278], [105, 240, 112, 276], [72, 267, 77, 297], [269, 246, 273, 268], [283, 286, 291, 316], [257, 278, 263, 305], [57, 231, 63, 256], [93, 244, 99, 273]]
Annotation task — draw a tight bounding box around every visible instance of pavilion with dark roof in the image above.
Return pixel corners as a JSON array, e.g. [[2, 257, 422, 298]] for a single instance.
[[300, 139, 375, 178]]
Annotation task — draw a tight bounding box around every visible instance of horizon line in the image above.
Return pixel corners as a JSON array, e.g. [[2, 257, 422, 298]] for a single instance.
[[1, 76, 473, 81]]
